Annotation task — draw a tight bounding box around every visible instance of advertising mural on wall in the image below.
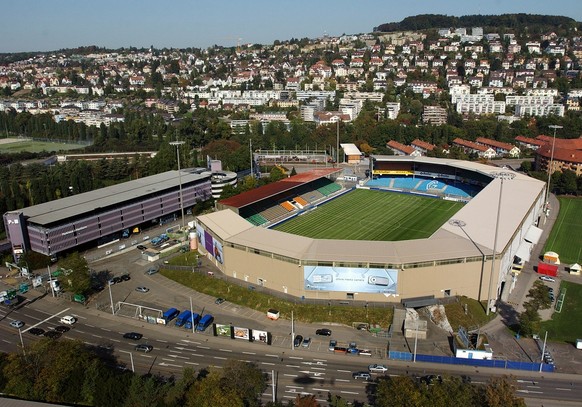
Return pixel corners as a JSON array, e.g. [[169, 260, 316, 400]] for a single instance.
[[215, 324, 231, 337], [196, 224, 204, 245], [304, 266, 398, 293], [251, 329, 269, 344], [213, 238, 224, 264], [233, 326, 250, 340]]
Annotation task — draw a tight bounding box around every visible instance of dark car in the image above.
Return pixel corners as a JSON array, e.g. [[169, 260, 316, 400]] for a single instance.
[[29, 328, 45, 336], [135, 344, 153, 353], [54, 325, 70, 333], [136, 245, 147, 251], [316, 328, 332, 336], [120, 274, 131, 281], [293, 335, 303, 347], [43, 330, 61, 339], [123, 332, 143, 340], [215, 298, 226, 305]]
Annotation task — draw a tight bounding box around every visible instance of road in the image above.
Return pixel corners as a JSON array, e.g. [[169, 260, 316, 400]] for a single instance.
[[0, 246, 581, 406]]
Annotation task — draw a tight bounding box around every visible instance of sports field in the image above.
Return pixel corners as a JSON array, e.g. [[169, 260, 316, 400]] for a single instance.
[[273, 189, 464, 241], [0, 137, 86, 153], [544, 197, 582, 264]]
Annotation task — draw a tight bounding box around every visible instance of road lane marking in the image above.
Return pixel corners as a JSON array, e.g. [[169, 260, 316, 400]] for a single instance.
[[243, 351, 256, 355], [156, 339, 168, 343], [168, 350, 183, 354], [219, 349, 232, 352], [75, 329, 86, 334], [86, 324, 95, 328], [283, 374, 298, 377], [340, 391, 359, 395], [289, 356, 303, 360], [101, 328, 112, 331], [213, 356, 227, 360], [184, 361, 199, 366], [168, 354, 189, 360], [198, 346, 210, 349], [336, 379, 350, 382], [262, 362, 275, 366], [337, 369, 351, 373], [286, 365, 300, 368], [265, 354, 279, 358], [313, 388, 327, 392]]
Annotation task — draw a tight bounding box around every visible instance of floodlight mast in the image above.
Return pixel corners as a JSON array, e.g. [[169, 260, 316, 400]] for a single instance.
[[170, 141, 186, 232], [545, 125, 562, 220]]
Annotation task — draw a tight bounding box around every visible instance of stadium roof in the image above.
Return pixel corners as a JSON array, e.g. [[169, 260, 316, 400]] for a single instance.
[[19, 169, 211, 226], [340, 143, 362, 156], [200, 157, 546, 265], [218, 168, 342, 209]]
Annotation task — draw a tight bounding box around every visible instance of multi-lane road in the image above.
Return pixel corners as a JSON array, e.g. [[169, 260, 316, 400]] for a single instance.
[[1, 248, 582, 406]]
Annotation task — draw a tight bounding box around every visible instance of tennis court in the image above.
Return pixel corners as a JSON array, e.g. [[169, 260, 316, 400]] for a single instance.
[[272, 188, 464, 241]]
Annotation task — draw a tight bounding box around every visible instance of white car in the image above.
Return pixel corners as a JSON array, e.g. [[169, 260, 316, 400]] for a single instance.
[[539, 276, 555, 283], [368, 364, 388, 373], [60, 315, 77, 325]]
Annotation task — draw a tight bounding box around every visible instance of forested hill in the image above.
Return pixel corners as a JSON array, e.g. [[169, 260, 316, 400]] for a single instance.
[[374, 14, 578, 33]]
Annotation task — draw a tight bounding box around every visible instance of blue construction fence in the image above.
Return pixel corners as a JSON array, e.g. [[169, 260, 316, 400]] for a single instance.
[[388, 351, 555, 373]]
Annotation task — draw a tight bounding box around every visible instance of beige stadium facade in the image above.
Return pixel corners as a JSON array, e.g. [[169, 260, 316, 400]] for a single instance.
[[195, 157, 546, 308]]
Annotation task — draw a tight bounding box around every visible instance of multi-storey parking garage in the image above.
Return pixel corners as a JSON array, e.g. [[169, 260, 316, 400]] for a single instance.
[[4, 169, 213, 259], [195, 157, 547, 308]]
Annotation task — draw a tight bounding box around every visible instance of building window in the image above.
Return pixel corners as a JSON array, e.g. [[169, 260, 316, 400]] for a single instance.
[[346, 293, 354, 300], [444, 289, 451, 296]]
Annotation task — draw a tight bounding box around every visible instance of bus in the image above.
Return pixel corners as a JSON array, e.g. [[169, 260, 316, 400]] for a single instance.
[[196, 314, 214, 332]]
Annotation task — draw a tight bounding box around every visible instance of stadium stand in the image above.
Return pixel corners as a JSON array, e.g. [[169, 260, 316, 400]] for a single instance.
[[247, 213, 268, 226], [260, 205, 289, 222], [280, 201, 295, 211], [294, 196, 308, 208]]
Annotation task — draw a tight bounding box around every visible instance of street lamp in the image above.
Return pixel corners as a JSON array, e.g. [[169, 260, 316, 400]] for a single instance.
[[545, 125, 563, 216], [169, 141, 186, 232], [486, 171, 515, 315]]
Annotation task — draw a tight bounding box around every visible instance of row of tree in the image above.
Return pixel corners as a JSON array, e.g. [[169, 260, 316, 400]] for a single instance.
[[0, 338, 525, 407]]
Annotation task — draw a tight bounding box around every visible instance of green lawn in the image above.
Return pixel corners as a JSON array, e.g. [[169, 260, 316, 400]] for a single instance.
[[544, 197, 582, 264], [273, 189, 463, 241], [541, 281, 582, 342], [0, 140, 86, 153]]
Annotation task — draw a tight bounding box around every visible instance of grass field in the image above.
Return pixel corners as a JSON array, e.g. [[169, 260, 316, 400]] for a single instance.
[[0, 139, 86, 153], [544, 197, 582, 264], [272, 189, 464, 241], [541, 281, 582, 342]]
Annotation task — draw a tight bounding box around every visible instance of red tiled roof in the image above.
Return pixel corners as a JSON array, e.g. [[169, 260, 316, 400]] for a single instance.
[[537, 145, 582, 163], [387, 140, 415, 155], [536, 135, 582, 150], [218, 168, 342, 208], [452, 138, 489, 152], [475, 137, 516, 151], [411, 139, 435, 151], [515, 135, 546, 147]]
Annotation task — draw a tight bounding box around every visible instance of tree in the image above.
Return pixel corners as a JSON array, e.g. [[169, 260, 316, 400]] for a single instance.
[[269, 166, 286, 182], [485, 376, 526, 407], [376, 376, 426, 407], [59, 252, 91, 295], [221, 360, 266, 407]]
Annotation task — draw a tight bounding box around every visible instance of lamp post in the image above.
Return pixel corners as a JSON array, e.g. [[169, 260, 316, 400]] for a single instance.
[[545, 125, 562, 216], [169, 141, 186, 232], [486, 171, 515, 315]]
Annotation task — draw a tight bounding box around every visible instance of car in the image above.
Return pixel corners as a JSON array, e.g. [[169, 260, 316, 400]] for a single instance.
[[334, 346, 348, 354], [356, 324, 368, 331], [358, 349, 373, 356], [146, 268, 158, 275], [120, 274, 131, 281], [301, 337, 312, 348], [349, 341, 357, 349], [548, 287, 554, 293], [293, 335, 303, 347], [43, 330, 61, 339], [347, 347, 359, 354], [352, 372, 372, 380], [136, 245, 147, 251], [54, 325, 70, 333], [368, 364, 388, 373], [135, 286, 149, 293], [328, 339, 337, 351], [123, 332, 143, 340], [539, 276, 555, 283], [316, 328, 332, 336], [215, 298, 226, 305], [29, 328, 45, 336], [135, 344, 153, 353], [9, 320, 24, 329], [59, 315, 76, 325]]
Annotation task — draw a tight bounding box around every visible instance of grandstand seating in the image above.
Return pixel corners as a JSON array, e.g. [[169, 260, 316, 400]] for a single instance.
[[260, 205, 289, 221], [294, 196, 308, 207], [318, 182, 341, 196], [301, 190, 324, 203], [246, 213, 268, 226], [280, 201, 295, 211], [365, 176, 483, 199]]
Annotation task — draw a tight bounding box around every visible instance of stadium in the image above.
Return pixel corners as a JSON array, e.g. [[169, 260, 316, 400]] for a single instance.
[[195, 156, 546, 308]]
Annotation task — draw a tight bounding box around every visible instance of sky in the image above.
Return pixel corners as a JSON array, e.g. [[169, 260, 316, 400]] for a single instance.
[[1, 0, 581, 53]]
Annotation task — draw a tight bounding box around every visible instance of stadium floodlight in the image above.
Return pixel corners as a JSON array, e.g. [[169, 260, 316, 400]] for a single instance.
[[486, 171, 515, 316], [545, 125, 562, 216], [170, 141, 186, 232]]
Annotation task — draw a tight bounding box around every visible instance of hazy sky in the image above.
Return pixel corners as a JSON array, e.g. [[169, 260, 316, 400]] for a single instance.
[[1, 0, 581, 53]]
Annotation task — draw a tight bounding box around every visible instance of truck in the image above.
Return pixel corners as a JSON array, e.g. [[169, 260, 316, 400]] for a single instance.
[[175, 310, 192, 327], [196, 314, 214, 332], [184, 313, 200, 330], [162, 307, 180, 323]]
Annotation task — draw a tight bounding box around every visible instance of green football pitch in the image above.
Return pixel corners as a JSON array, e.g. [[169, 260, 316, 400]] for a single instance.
[[272, 189, 464, 241], [544, 197, 582, 264]]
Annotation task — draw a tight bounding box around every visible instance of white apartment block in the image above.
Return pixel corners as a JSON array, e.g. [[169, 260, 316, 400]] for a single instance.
[[505, 95, 554, 106], [296, 90, 335, 101], [456, 101, 506, 115], [526, 88, 559, 97], [451, 93, 494, 105], [343, 92, 384, 102], [515, 104, 565, 117], [386, 102, 401, 120]]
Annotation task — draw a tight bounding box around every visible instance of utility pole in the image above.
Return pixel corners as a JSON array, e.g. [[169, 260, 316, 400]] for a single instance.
[[170, 141, 186, 232]]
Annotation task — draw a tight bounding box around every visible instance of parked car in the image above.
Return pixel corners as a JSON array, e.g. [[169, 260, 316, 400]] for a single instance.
[[356, 324, 368, 331], [59, 315, 76, 325], [316, 328, 332, 336], [29, 328, 45, 336], [146, 268, 158, 275], [135, 343, 153, 353], [368, 364, 388, 373], [349, 341, 357, 349], [215, 298, 225, 305], [328, 339, 337, 351], [347, 347, 360, 354], [9, 320, 24, 329], [136, 245, 147, 251], [43, 330, 61, 339], [539, 276, 555, 283], [123, 332, 143, 340], [358, 349, 372, 356], [135, 286, 149, 293], [301, 337, 312, 348], [54, 325, 70, 333], [293, 335, 303, 347], [120, 274, 131, 281], [352, 372, 372, 380]]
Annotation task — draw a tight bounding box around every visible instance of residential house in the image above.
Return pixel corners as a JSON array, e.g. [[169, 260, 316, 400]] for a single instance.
[[386, 140, 421, 157], [452, 138, 496, 159], [475, 137, 521, 157]]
